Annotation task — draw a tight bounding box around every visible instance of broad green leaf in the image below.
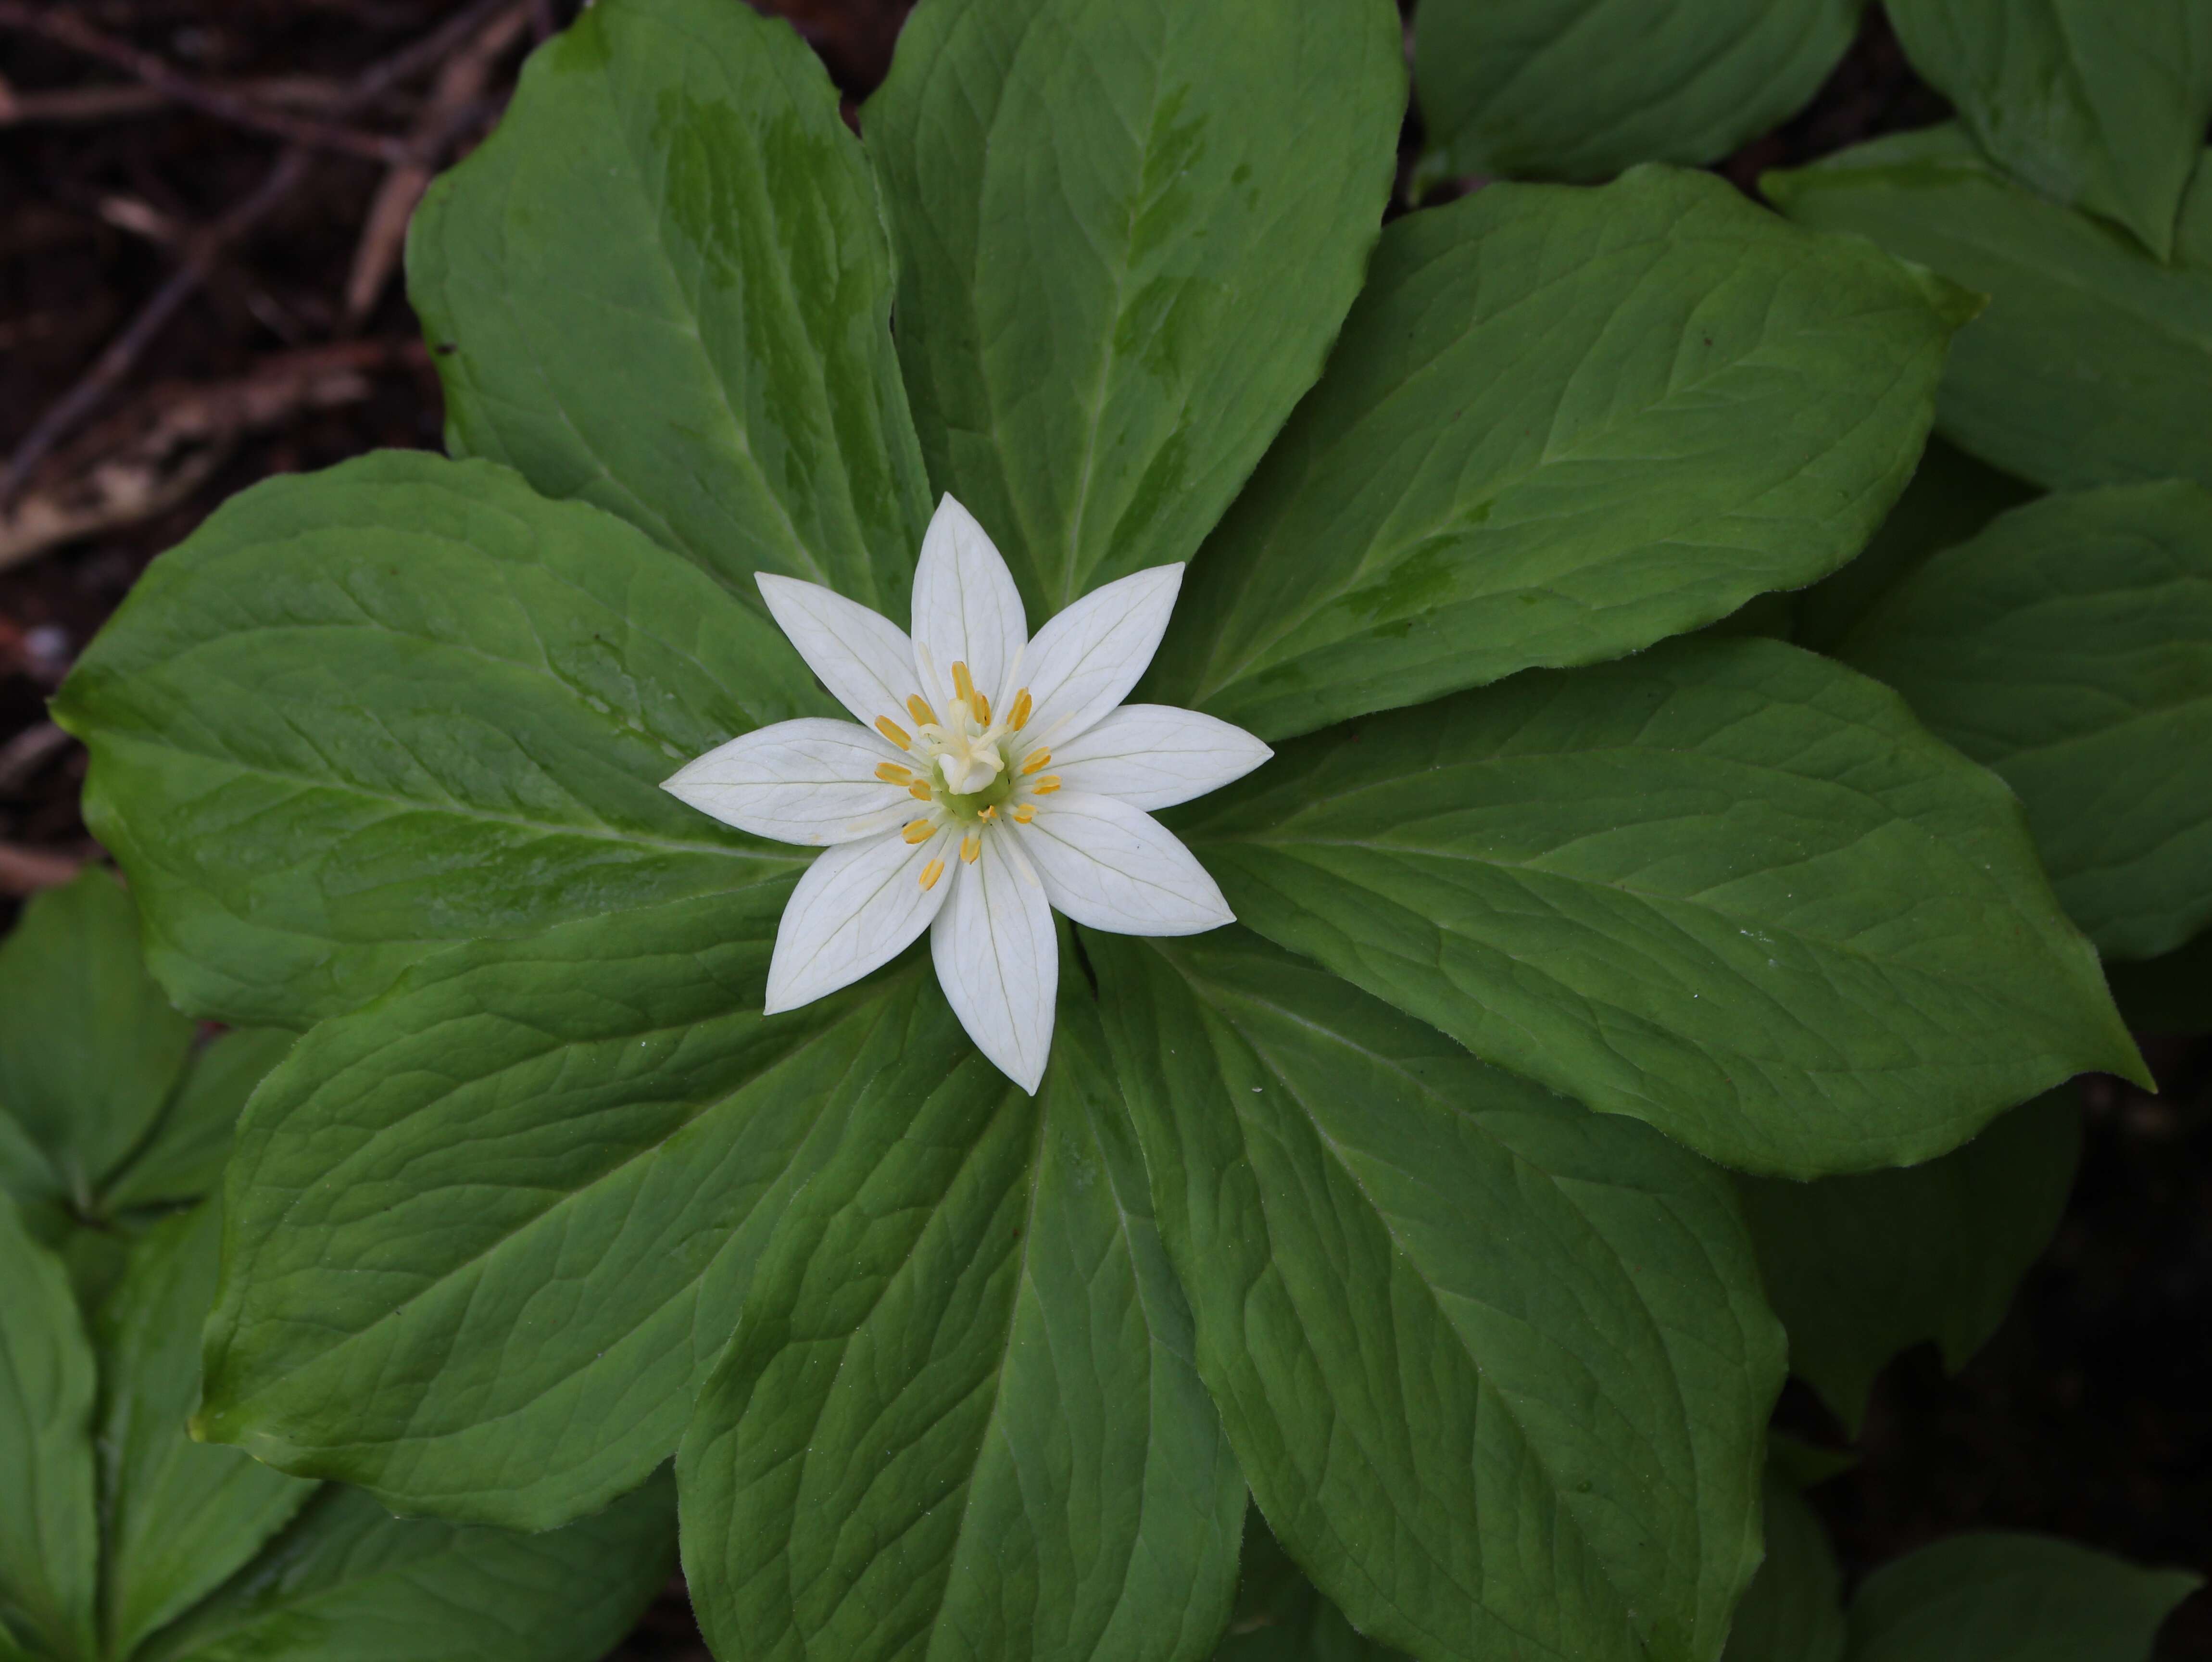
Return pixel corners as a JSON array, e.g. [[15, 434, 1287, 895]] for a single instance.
[[55, 451, 817, 1030], [1765, 129, 2212, 494], [1789, 437, 2034, 655], [0, 869, 194, 1207], [864, 0, 1404, 615], [95, 1203, 316, 1661], [1093, 928, 1783, 1662], [1214, 1511, 1402, 1662], [407, 0, 930, 610], [135, 1476, 674, 1662], [1155, 167, 1972, 743], [1884, 0, 2212, 259], [195, 888, 984, 1532], [2107, 929, 2212, 1035], [1840, 482, 2212, 960], [1413, 0, 1861, 185], [1735, 1088, 2078, 1431], [1182, 636, 2140, 1176], [0, 1109, 57, 1219], [101, 1029, 294, 1215], [1719, 1474, 1842, 1662], [1845, 1534, 2200, 1662], [679, 975, 1245, 1662], [0, 1198, 98, 1662]]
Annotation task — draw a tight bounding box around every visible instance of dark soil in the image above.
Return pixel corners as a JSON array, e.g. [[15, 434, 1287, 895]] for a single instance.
[[1, 4, 2205, 1657]]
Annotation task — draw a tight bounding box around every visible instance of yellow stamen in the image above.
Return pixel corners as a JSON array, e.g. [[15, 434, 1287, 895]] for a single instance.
[[1012, 803, 1035, 824], [1008, 690, 1032, 729], [973, 690, 991, 724], [978, 804, 997, 822], [903, 819, 934, 844], [918, 858, 944, 892], [906, 694, 938, 728], [1019, 749, 1052, 775], [908, 781, 934, 801], [961, 832, 981, 864], [1032, 776, 1060, 794], [875, 761, 913, 783], [876, 717, 911, 750], [951, 661, 975, 704]]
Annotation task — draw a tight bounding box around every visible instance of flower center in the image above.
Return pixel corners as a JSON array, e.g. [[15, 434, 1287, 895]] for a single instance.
[[874, 664, 1062, 881]]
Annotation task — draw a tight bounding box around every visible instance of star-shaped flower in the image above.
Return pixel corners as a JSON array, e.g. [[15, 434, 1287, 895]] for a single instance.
[[664, 496, 1272, 1091]]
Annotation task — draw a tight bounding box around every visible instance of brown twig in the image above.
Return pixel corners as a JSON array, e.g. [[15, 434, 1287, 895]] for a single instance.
[[0, 148, 313, 510], [0, 75, 342, 126], [343, 2, 533, 328], [0, 842, 87, 896], [0, 2, 410, 162]]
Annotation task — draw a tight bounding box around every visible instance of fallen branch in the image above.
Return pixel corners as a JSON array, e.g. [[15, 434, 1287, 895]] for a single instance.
[[0, 841, 88, 896]]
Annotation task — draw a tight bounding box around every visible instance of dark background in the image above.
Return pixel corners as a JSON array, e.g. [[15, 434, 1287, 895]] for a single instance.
[[1, 3, 2205, 1656]]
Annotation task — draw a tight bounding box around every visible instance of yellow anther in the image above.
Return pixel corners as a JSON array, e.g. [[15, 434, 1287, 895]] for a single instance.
[[973, 690, 991, 724], [876, 716, 912, 750], [1031, 775, 1060, 794], [951, 661, 975, 704], [1019, 749, 1052, 775], [908, 781, 934, 801], [961, 832, 981, 864], [918, 859, 945, 892], [1012, 803, 1035, 824], [903, 819, 934, 844], [978, 804, 997, 822], [874, 761, 913, 783], [1008, 690, 1032, 729], [906, 694, 938, 728]]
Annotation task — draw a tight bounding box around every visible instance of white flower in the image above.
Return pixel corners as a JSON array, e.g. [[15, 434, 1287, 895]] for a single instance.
[[663, 496, 1272, 1093]]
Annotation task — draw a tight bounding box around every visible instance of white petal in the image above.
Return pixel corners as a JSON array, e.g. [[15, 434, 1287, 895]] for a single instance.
[[1017, 793, 1232, 937], [757, 573, 922, 730], [931, 830, 1056, 1094], [765, 823, 955, 1013], [910, 495, 1029, 710], [662, 719, 914, 846], [1015, 565, 1182, 746], [1048, 704, 1273, 811]]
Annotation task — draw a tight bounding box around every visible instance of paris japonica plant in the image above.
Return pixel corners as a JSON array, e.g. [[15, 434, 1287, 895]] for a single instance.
[[44, 0, 2193, 1656]]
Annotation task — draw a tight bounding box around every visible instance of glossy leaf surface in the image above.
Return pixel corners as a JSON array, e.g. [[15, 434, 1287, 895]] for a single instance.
[[1885, 0, 2212, 257], [55, 452, 817, 1029], [1181, 637, 2138, 1175], [408, 0, 931, 609], [1156, 168, 1970, 741], [1095, 929, 1782, 1662], [196, 889, 977, 1531], [1841, 482, 2212, 960], [865, 0, 1404, 614], [1414, 0, 1862, 183], [1766, 129, 2212, 494]]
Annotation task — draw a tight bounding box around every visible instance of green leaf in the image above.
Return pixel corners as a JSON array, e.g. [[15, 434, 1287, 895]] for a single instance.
[[1735, 1089, 2079, 1432], [95, 1203, 317, 1661], [1845, 1534, 2200, 1662], [1155, 167, 1972, 743], [1214, 1510, 1403, 1662], [0, 870, 195, 1209], [1093, 928, 1783, 1662], [1883, 0, 2212, 259], [2107, 929, 2212, 1035], [1839, 482, 2212, 960], [864, 0, 1404, 615], [54, 451, 817, 1030], [1182, 635, 2139, 1176], [1789, 436, 2034, 655], [195, 888, 988, 1532], [135, 1476, 674, 1662], [679, 970, 1245, 1662], [1764, 128, 2212, 494], [0, 1198, 99, 1662], [1412, 0, 1862, 184], [407, 0, 930, 611], [101, 1029, 294, 1215], [1719, 1473, 1843, 1662]]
